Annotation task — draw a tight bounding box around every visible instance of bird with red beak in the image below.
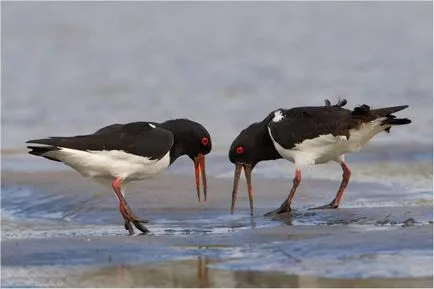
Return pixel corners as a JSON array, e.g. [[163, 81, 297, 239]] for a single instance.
[[229, 99, 410, 216], [228, 113, 281, 215], [27, 118, 212, 235]]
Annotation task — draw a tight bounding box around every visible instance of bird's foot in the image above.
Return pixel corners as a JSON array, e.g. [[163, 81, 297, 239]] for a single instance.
[[308, 202, 338, 210], [132, 220, 150, 234], [124, 219, 151, 235], [121, 210, 149, 235], [126, 210, 149, 223], [124, 221, 135, 235], [135, 218, 149, 223], [264, 203, 292, 217]]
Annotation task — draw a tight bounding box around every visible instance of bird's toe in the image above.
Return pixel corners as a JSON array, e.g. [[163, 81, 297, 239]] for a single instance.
[[124, 221, 135, 235], [308, 203, 338, 210], [264, 206, 292, 217], [124, 220, 130, 230], [133, 220, 150, 234]]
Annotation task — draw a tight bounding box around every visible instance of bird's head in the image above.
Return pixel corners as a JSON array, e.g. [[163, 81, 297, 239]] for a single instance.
[[229, 122, 264, 168], [228, 117, 281, 215], [160, 119, 212, 202]]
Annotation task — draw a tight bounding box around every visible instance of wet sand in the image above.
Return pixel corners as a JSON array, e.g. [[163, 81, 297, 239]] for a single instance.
[[2, 256, 433, 288], [2, 220, 433, 287], [1, 169, 433, 287]]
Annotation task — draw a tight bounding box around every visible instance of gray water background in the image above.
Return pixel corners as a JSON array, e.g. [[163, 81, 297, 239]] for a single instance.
[[2, 2, 433, 151]]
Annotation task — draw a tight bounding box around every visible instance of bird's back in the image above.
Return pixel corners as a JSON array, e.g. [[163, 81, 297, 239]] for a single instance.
[[267, 102, 411, 165], [26, 122, 175, 181]]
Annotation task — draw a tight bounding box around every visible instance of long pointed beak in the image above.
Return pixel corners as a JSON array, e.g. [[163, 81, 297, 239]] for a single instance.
[[244, 164, 254, 215], [194, 153, 207, 202], [230, 163, 254, 215]]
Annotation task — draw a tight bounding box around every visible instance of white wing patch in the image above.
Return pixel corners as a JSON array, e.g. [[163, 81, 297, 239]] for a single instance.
[[149, 123, 156, 128], [272, 110, 284, 122], [43, 147, 171, 181]]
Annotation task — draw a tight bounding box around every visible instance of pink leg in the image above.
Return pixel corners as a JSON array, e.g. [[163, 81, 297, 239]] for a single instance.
[[309, 161, 351, 210], [112, 178, 150, 235], [118, 203, 134, 233], [265, 168, 301, 216]]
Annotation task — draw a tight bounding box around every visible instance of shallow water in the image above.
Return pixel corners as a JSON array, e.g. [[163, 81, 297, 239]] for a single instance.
[[2, 258, 433, 288], [1, 152, 433, 286]]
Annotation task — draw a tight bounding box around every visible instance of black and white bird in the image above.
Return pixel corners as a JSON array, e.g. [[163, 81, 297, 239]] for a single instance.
[[228, 99, 411, 216], [26, 119, 212, 235]]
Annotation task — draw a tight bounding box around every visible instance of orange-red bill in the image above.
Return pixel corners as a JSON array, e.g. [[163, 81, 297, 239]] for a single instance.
[[199, 154, 207, 201], [230, 163, 254, 215], [230, 163, 242, 214], [194, 154, 207, 202], [243, 164, 254, 215]]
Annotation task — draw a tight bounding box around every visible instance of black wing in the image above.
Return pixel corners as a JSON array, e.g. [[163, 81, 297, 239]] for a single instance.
[[93, 123, 123, 134], [267, 106, 355, 150], [94, 121, 160, 135], [27, 122, 174, 160], [268, 103, 410, 150]]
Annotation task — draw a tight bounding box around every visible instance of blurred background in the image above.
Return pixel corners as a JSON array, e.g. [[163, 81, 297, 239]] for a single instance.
[[2, 1, 432, 152]]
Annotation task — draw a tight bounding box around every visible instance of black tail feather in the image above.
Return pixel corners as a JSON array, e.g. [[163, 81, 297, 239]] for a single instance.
[[370, 105, 409, 117], [383, 117, 411, 133], [373, 106, 411, 128], [350, 103, 411, 133], [26, 138, 60, 146], [381, 118, 412, 126], [351, 104, 409, 116], [27, 146, 61, 162]]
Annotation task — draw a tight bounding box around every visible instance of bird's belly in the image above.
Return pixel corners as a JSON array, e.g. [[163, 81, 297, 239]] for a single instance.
[[345, 119, 388, 152], [270, 118, 388, 166], [52, 148, 171, 181], [310, 120, 389, 163], [277, 134, 349, 165], [124, 158, 171, 182]]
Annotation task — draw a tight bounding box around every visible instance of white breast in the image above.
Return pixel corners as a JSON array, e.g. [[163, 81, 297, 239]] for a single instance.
[[44, 147, 171, 182]]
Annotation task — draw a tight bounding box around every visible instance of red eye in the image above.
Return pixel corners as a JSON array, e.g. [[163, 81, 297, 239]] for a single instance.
[[201, 137, 209, 146], [236, 146, 244, 154]]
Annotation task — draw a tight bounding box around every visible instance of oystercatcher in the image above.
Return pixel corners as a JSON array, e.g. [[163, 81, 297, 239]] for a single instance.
[[26, 119, 212, 235], [229, 99, 411, 216]]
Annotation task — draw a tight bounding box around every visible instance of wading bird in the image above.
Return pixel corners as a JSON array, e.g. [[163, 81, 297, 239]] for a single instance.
[[229, 99, 411, 216], [27, 119, 212, 235]]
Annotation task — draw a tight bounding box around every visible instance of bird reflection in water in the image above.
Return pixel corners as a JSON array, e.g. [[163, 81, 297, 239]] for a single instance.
[[197, 255, 210, 288]]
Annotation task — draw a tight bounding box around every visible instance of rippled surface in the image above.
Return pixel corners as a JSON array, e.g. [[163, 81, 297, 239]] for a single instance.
[[2, 155, 433, 286]]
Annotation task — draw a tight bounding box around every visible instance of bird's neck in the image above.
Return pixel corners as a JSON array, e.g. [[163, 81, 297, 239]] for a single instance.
[[168, 142, 187, 164], [257, 115, 282, 162], [159, 120, 190, 165]]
